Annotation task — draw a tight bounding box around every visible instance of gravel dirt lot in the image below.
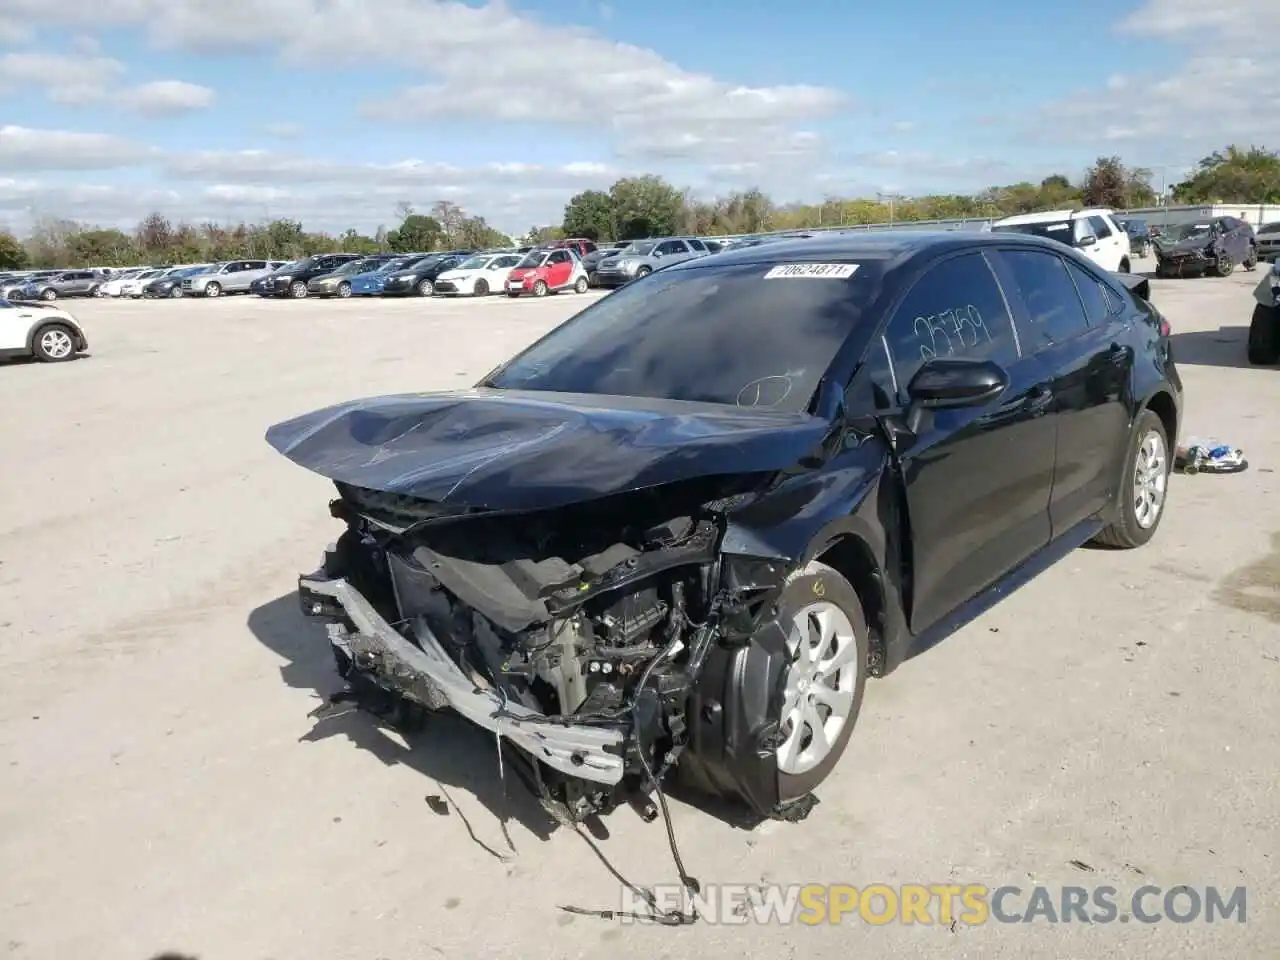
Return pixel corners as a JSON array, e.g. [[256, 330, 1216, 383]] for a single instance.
[[1, 265, 1277, 959]]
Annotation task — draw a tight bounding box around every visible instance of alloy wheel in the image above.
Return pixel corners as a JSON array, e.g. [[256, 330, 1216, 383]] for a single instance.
[[777, 601, 860, 776], [1133, 430, 1168, 529]]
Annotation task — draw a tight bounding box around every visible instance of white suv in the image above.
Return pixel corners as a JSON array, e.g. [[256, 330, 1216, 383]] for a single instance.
[[989, 208, 1132, 273]]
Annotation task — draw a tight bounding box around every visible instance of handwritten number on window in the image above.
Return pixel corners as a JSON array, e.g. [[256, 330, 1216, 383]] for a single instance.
[[911, 304, 992, 363]]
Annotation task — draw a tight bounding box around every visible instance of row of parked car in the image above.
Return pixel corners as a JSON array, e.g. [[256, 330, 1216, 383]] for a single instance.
[[0, 233, 803, 306]]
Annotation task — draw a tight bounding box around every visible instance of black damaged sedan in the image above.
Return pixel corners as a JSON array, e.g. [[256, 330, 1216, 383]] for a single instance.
[[266, 231, 1182, 826]]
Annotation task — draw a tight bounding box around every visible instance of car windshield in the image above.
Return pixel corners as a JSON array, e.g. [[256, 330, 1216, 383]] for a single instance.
[[274, 260, 302, 273], [376, 258, 410, 272], [1175, 223, 1214, 240], [623, 241, 657, 256], [286, 257, 317, 273], [516, 252, 549, 268], [991, 221, 1074, 242], [457, 255, 493, 270], [178, 266, 208, 276], [485, 259, 881, 411], [330, 259, 371, 275]]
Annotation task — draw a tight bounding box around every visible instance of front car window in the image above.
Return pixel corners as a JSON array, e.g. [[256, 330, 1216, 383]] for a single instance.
[[458, 255, 492, 270], [517, 251, 549, 268], [882, 252, 1020, 392], [486, 259, 882, 411]]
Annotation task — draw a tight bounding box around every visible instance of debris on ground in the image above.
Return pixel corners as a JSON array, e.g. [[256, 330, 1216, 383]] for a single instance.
[[1175, 437, 1248, 474]]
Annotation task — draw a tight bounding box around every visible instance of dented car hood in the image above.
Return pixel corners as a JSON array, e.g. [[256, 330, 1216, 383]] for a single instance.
[[265, 389, 833, 510]]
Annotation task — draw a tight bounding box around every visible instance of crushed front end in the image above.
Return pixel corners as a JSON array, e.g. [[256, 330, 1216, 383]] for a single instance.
[[297, 477, 804, 824]]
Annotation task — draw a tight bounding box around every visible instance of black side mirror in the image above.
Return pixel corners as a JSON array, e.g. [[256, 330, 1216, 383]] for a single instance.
[[907, 358, 1009, 410]]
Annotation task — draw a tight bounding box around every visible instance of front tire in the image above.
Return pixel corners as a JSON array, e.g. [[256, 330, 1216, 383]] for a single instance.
[[1216, 254, 1235, 277], [1247, 304, 1280, 365], [32, 323, 76, 362], [40, 288, 57, 301], [169, 286, 183, 298], [290, 281, 307, 298], [205, 282, 222, 298], [337, 281, 351, 298], [532, 280, 548, 297], [773, 561, 868, 800], [473, 278, 489, 296], [635, 265, 652, 279], [1093, 409, 1170, 549], [416, 278, 434, 296]]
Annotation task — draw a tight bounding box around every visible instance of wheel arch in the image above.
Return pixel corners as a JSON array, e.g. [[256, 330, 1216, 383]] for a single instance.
[[25, 316, 83, 353], [809, 533, 889, 677], [1141, 388, 1179, 449]]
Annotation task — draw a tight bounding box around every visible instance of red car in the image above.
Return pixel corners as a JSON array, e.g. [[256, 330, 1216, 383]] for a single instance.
[[504, 248, 591, 297], [547, 237, 598, 257]]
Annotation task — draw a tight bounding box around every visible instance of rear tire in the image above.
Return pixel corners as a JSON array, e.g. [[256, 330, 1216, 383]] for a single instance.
[[772, 561, 868, 801], [573, 276, 589, 293], [1244, 245, 1258, 270], [32, 323, 77, 362], [40, 288, 57, 301], [1118, 258, 1131, 274], [532, 280, 548, 297], [1247, 304, 1280, 365], [1093, 409, 1170, 549], [506, 291, 520, 298]]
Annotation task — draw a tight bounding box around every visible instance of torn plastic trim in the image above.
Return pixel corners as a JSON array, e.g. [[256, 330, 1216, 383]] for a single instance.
[[300, 574, 626, 785]]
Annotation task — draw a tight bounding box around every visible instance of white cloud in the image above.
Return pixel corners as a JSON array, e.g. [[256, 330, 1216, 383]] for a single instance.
[[1117, 0, 1280, 43], [0, 0, 848, 163], [1034, 0, 1279, 155], [0, 51, 125, 103], [0, 125, 154, 170], [120, 79, 215, 115]]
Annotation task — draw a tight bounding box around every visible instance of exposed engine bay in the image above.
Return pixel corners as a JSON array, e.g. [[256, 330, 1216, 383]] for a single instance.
[[300, 474, 812, 826]]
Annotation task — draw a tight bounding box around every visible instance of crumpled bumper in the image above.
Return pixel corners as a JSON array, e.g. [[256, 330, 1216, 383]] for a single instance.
[[298, 573, 626, 785]]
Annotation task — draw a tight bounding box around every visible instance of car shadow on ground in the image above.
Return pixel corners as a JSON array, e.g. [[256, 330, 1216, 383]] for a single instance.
[[1171, 326, 1272, 369], [248, 593, 560, 851], [247, 595, 771, 855]]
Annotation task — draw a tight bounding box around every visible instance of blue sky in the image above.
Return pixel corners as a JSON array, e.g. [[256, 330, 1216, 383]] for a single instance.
[[0, 0, 1273, 236]]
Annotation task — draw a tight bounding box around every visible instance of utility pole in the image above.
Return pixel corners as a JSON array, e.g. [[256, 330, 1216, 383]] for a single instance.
[[877, 191, 904, 225]]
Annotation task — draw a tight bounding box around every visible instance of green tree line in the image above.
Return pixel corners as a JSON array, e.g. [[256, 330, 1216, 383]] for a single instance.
[[0, 200, 512, 271], [2, 146, 1278, 271]]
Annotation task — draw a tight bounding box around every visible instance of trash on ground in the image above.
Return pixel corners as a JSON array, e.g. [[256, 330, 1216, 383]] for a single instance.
[[1175, 437, 1248, 474]]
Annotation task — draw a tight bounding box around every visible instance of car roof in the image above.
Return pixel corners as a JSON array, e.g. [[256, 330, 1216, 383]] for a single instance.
[[662, 229, 1074, 273], [995, 207, 1116, 226]]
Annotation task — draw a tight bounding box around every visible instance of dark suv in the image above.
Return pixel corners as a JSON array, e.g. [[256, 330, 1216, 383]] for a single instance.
[[1116, 218, 1152, 258], [1154, 216, 1257, 277], [266, 230, 1182, 826], [255, 254, 363, 298], [380, 251, 474, 297]]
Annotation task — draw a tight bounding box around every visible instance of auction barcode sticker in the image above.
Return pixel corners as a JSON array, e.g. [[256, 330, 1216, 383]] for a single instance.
[[762, 263, 859, 279]]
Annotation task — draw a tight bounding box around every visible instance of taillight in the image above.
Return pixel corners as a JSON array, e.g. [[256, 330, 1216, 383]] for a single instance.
[[1159, 318, 1171, 337]]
